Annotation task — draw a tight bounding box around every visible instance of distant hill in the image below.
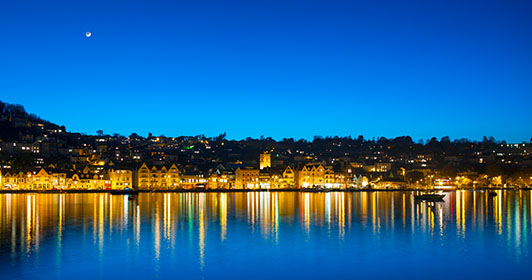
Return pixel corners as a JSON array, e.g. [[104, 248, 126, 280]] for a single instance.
[[0, 100, 63, 142]]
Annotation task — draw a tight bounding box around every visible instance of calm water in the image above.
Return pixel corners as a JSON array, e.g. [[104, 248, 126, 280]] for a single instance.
[[0, 191, 531, 279]]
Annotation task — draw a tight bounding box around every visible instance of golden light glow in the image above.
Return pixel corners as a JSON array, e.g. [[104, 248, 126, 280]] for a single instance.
[[0, 190, 530, 268]]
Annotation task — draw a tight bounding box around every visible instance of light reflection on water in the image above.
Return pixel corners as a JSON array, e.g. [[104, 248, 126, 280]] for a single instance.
[[0, 191, 531, 279]]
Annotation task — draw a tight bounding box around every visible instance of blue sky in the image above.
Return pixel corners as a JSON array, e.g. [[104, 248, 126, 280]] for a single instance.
[[1, 0, 531, 142]]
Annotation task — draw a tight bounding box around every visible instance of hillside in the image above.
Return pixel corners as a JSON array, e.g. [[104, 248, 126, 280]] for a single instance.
[[0, 100, 64, 142]]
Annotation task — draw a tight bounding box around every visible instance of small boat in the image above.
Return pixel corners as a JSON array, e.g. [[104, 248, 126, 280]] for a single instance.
[[304, 188, 324, 192], [110, 189, 139, 195], [488, 191, 497, 197], [303, 186, 328, 192], [414, 193, 445, 200]]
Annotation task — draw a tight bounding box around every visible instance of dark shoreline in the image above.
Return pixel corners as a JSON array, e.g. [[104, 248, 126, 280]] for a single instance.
[[0, 187, 529, 194]]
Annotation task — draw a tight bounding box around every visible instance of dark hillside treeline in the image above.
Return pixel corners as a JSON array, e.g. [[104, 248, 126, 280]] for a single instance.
[[1, 99, 531, 185]]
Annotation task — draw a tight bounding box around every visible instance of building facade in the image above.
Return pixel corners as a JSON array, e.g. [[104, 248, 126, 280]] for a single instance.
[[235, 167, 260, 189], [136, 163, 180, 190], [259, 152, 271, 170]]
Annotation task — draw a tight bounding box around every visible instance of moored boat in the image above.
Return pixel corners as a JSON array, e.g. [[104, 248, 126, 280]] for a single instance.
[[110, 189, 139, 195], [303, 186, 329, 192], [414, 193, 445, 200]]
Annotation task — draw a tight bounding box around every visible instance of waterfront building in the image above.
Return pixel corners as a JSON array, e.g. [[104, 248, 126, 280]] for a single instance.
[[294, 164, 354, 189], [373, 177, 407, 189], [136, 163, 180, 190], [353, 174, 370, 188], [331, 172, 348, 188], [109, 169, 133, 189], [360, 176, 369, 187], [180, 172, 207, 189], [0, 169, 67, 190], [434, 178, 454, 190], [296, 164, 328, 188], [257, 168, 282, 189], [49, 171, 67, 189], [67, 172, 110, 189], [235, 167, 259, 189], [207, 165, 234, 189], [280, 166, 295, 188], [64, 166, 109, 190], [207, 172, 232, 189], [1, 171, 31, 189], [137, 163, 150, 189]]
